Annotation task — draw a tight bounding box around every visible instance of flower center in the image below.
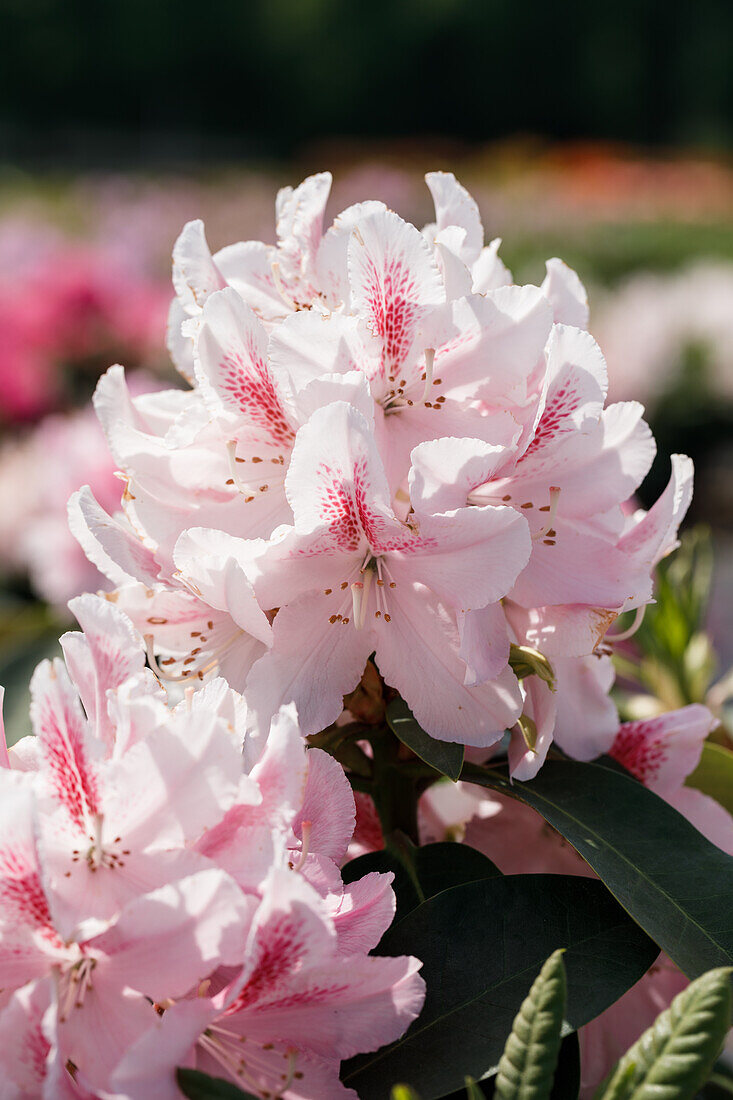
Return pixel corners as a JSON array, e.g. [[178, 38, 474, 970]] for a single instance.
[[379, 348, 446, 416], [323, 552, 397, 631], [58, 955, 97, 1021], [70, 815, 130, 874]]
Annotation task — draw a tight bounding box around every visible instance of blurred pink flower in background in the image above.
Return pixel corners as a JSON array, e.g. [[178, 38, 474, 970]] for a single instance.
[[595, 262, 733, 406], [0, 374, 161, 608], [0, 221, 170, 425]]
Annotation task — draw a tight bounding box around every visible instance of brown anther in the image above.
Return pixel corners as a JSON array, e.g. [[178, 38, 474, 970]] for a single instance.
[[324, 587, 332, 595], [384, 613, 391, 622], [520, 502, 533, 509]]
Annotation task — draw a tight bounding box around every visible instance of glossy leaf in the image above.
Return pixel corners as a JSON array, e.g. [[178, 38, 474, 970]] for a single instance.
[[597, 966, 732, 1099], [341, 840, 501, 924], [386, 697, 464, 780], [463, 757, 733, 978], [176, 1068, 256, 1099], [340, 874, 657, 1099], [494, 949, 566, 1100], [686, 742, 733, 816]]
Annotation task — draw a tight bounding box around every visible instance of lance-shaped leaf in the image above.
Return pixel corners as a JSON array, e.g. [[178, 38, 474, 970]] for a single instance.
[[177, 1068, 258, 1099], [463, 758, 733, 978], [596, 966, 732, 1100], [494, 949, 566, 1099], [341, 874, 657, 1099], [387, 697, 464, 780]]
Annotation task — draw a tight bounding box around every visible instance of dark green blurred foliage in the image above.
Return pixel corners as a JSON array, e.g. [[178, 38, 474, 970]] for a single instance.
[[2, 0, 733, 164]]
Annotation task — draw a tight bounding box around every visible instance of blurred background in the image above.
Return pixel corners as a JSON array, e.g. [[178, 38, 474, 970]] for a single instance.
[[0, 0, 732, 739]]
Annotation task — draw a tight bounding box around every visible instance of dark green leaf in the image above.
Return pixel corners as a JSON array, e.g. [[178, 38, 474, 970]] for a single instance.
[[341, 874, 657, 1099], [463, 758, 733, 978], [597, 966, 732, 1099], [176, 1068, 258, 1099], [341, 841, 501, 924], [386, 698, 464, 780], [495, 949, 566, 1100]]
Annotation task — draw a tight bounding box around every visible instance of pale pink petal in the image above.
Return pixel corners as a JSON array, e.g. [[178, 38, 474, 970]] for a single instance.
[[195, 288, 297, 449], [275, 172, 332, 303], [173, 527, 273, 645], [316, 200, 387, 309], [374, 583, 522, 746], [331, 872, 396, 956], [436, 286, 552, 404], [61, 594, 146, 753], [214, 239, 285, 322], [394, 503, 531, 610], [30, 659, 101, 832], [347, 208, 445, 384], [101, 708, 242, 849], [293, 748, 356, 865], [504, 601, 619, 659], [553, 654, 618, 760], [510, 525, 649, 609], [56, 980, 155, 1095], [67, 487, 159, 588], [433, 227, 475, 299], [284, 401, 398, 546], [508, 675, 557, 781], [610, 704, 715, 796], [618, 453, 694, 568], [245, 597, 375, 737], [172, 220, 226, 316], [458, 602, 511, 686], [93, 869, 252, 1001], [518, 324, 608, 471], [409, 429, 520, 515], [425, 171, 484, 265], [268, 309, 370, 389], [541, 258, 589, 329], [0, 978, 53, 1094], [471, 238, 512, 293]]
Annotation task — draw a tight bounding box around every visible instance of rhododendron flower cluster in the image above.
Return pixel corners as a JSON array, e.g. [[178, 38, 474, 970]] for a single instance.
[[0, 593, 423, 1098], [2, 170, 731, 1100], [71, 170, 692, 777]]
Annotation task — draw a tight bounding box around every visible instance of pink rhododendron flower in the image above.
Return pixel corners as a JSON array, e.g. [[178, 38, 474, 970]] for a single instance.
[[68, 169, 695, 770], [0, 593, 423, 1098]]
